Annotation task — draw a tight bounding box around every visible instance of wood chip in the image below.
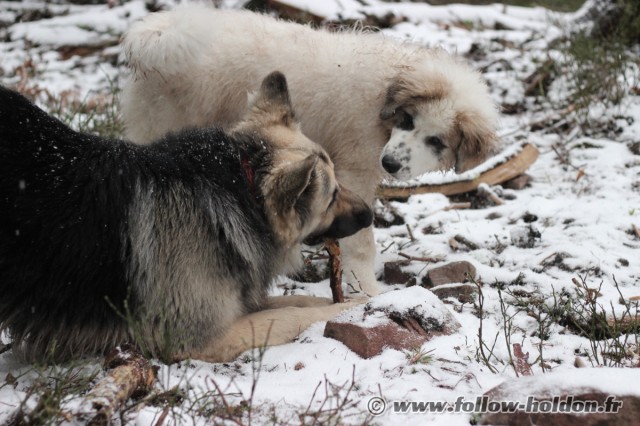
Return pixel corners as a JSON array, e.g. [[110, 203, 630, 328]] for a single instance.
[[512, 343, 533, 376]]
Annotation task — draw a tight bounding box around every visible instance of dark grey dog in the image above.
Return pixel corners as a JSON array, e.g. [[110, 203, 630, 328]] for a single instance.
[[0, 72, 372, 363]]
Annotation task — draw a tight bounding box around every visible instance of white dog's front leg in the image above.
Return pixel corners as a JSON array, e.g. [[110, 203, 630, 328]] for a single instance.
[[339, 226, 383, 296]]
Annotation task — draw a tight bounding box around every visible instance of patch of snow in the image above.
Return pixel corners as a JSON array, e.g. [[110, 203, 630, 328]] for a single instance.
[[1, 0, 640, 424]]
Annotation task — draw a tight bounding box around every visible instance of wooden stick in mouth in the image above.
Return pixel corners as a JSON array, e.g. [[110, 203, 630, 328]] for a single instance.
[[324, 238, 344, 303]]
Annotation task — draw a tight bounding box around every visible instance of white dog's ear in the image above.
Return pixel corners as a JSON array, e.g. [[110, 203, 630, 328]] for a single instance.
[[455, 109, 499, 172], [380, 79, 406, 121], [380, 75, 449, 122]]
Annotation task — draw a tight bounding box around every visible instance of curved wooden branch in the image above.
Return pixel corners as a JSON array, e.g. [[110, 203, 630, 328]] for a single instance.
[[377, 143, 539, 199]]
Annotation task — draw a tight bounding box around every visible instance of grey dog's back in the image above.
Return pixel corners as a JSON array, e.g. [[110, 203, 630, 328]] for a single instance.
[[0, 86, 275, 362]]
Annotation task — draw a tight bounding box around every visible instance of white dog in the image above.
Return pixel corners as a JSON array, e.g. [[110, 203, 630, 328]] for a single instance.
[[120, 4, 500, 296]]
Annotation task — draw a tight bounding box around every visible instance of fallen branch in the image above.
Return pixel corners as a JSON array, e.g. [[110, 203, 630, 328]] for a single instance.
[[424, 202, 471, 219], [378, 143, 539, 198], [81, 346, 155, 425], [444, 202, 472, 211], [398, 252, 443, 263], [452, 235, 479, 251], [324, 238, 344, 303]]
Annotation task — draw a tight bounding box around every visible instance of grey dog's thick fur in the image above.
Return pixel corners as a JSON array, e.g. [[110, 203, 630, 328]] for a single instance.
[[121, 4, 500, 295], [0, 72, 372, 363]]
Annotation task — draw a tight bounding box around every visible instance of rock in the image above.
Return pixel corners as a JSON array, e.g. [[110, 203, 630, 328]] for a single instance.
[[430, 283, 477, 303], [324, 320, 428, 359], [503, 174, 531, 190], [477, 368, 640, 426], [324, 287, 460, 358], [480, 392, 639, 426], [383, 261, 414, 284], [510, 225, 541, 248], [421, 261, 476, 288]]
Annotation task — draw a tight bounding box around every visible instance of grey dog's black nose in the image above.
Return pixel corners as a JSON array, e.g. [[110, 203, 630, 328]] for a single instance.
[[381, 155, 402, 174]]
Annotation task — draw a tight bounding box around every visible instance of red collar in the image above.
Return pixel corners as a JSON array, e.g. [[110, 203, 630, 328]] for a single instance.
[[241, 153, 258, 199]]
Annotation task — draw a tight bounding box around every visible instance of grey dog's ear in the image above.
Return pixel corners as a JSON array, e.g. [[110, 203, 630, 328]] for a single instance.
[[243, 71, 296, 128], [259, 71, 293, 111], [238, 71, 297, 131], [274, 154, 318, 211]]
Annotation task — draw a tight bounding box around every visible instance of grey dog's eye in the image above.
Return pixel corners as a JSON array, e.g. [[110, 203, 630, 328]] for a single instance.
[[425, 136, 445, 150], [396, 111, 414, 131]]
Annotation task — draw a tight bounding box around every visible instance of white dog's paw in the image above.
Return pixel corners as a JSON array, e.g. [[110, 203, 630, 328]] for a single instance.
[[342, 266, 385, 297]]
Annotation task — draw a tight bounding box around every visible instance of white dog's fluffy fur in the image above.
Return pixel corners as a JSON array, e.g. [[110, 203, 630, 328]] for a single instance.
[[121, 4, 500, 295]]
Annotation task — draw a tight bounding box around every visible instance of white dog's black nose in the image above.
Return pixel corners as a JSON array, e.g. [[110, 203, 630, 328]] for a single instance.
[[381, 155, 402, 174]]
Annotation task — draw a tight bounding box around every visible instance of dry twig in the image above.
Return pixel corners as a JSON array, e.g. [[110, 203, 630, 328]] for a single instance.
[[425, 202, 471, 219], [398, 252, 443, 263], [453, 234, 479, 251]]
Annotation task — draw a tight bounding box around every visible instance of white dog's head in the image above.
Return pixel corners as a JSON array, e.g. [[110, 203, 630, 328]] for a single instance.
[[379, 53, 500, 180]]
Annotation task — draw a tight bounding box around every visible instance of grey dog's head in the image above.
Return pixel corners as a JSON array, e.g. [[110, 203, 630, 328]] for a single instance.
[[233, 72, 372, 248], [379, 53, 500, 180]]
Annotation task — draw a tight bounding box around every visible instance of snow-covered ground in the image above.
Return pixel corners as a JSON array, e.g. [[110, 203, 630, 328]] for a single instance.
[[1, 1, 640, 424]]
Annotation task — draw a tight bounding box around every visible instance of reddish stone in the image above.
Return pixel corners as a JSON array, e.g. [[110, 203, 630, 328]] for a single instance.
[[422, 261, 476, 288], [478, 370, 640, 426], [479, 392, 639, 426], [324, 289, 461, 358], [324, 319, 428, 359]]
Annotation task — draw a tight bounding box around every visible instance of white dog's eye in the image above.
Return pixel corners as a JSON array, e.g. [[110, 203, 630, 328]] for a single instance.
[[396, 111, 414, 131], [425, 136, 445, 152]]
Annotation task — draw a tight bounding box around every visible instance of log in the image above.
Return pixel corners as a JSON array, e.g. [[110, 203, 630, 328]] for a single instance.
[[266, 0, 324, 24], [377, 143, 539, 199], [82, 346, 155, 425], [324, 238, 344, 303]]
